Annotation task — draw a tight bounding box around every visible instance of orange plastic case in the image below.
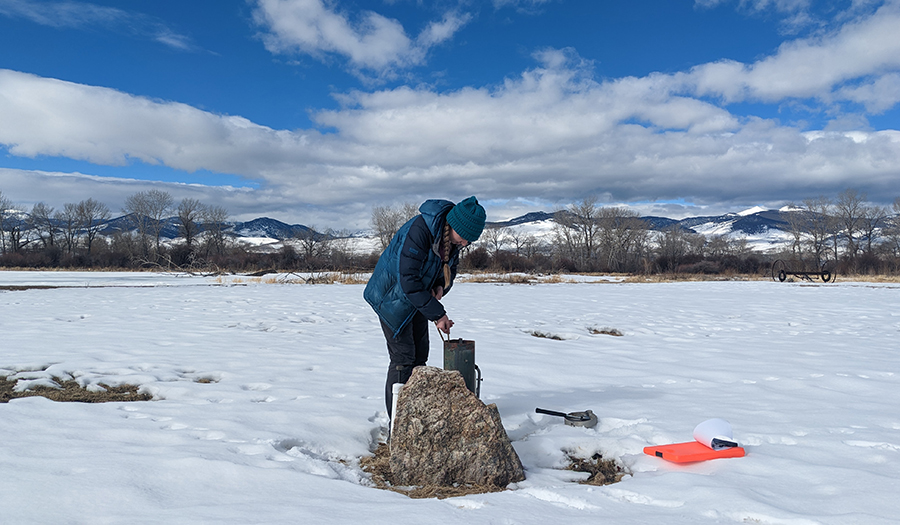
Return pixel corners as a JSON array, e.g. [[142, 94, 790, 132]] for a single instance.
[[643, 441, 746, 463]]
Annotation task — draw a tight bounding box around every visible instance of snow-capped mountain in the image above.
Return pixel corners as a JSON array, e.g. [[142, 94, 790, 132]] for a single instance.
[[677, 209, 794, 252], [230, 217, 315, 239], [487, 207, 795, 252]]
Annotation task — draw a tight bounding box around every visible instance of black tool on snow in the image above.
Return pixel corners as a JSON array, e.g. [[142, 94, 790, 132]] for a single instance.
[[535, 407, 598, 428]]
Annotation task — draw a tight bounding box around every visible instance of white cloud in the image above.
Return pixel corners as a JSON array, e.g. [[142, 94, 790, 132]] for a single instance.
[[739, 0, 811, 14], [3, 50, 899, 230], [0, 70, 309, 174], [0, 0, 197, 50], [685, 0, 900, 108], [492, 0, 556, 10], [694, 0, 811, 14], [252, 0, 469, 77], [0, 0, 125, 28], [417, 11, 471, 47], [0, 167, 255, 215], [836, 73, 900, 113], [695, 0, 888, 35]]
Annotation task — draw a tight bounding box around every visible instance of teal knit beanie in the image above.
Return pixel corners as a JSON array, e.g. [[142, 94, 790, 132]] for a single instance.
[[446, 196, 486, 243]]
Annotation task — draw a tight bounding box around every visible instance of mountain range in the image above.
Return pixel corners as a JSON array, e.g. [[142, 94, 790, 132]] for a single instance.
[[488, 207, 793, 236], [94, 215, 317, 241], [13, 207, 797, 246]]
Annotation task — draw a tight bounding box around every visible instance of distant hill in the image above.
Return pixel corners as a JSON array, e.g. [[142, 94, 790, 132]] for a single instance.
[[230, 217, 315, 239], [674, 210, 790, 236], [48, 214, 316, 242], [481, 207, 799, 253], [488, 208, 791, 237], [487, 211, 556, 227]]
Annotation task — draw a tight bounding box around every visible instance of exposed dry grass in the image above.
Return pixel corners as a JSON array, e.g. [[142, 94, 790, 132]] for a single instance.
[[540, 274, 582, 283], [214, 272, 369, 285], [1, 376, 151, 403], [360, 444, 628, 498], [333, 273, 370, 285], [360, 443, 506, 499], [457, 272, 621, 284], [458, 271, 774, 284], [566, 452, 628, 486], [528, 330, 564, 340], [588, 327, 624, 336], [618, 273, 766, 283], [620, 272, 900, 284], [838, 274, 900, 283], [457, 273, 538, 284]]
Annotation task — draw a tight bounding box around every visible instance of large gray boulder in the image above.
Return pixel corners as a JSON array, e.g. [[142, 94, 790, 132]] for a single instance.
[[390, 366, 525, 488]]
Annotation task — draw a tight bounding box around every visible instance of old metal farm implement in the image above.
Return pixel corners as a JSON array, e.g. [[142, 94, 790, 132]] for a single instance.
[[771, 260, 836, 283]]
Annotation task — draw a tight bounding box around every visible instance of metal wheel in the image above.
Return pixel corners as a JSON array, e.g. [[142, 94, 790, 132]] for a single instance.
[[820, 261, 837, 283], [771, 260, 787, 282]]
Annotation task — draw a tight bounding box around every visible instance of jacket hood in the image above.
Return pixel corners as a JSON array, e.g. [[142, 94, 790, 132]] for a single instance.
[[418, 199, 454, 245]]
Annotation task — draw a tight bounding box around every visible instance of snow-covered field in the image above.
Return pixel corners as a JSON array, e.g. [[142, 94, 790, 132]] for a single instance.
[[1, 271, 898, 524]]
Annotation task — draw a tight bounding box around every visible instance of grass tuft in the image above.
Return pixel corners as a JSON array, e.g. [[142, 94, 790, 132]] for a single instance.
[[1, 376, 150, 403], [565, 452, 629, 486], [588, 326, 624, 336], [528, 330, 564, 340]]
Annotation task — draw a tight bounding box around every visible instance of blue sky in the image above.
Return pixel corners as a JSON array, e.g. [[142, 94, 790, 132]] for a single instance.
[[1, 0, 900, 228]]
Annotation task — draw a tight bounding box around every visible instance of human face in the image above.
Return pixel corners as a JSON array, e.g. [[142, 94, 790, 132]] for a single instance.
[[448, 227, 469, 247]]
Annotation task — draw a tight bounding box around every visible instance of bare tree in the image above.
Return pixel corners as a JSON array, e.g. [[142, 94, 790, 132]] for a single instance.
[[294, 227, 330, 270], [782, 203, 806, 259], [200, 205, 230, 257], [505, 226, 530, 257], [326, 229, 353, 269], [124, 189, 174, 255], [371, 203, 418, 251], [835, 188, 866, 259], [480, 226, 508, 257], [177, 198, 204, 249], [401, 203, 419, 224], [145, 190, 174, 252], [803, 196, 835, 266], [0, 190, 12, 254], [55, 203, 80, 255], [706, 234, 731, 258], [655, 225, 691, 272], [506, 225, 545, 259], [859, 204, 888, 255], [553, 196, 602, 270], [29, 202, 57, 249], [885, 197, 900, 258], [123, 192, 151, 256], [552, 208, 578, 263], [1, 204, 28, 253], [731, 236, 751, 257], [595, 207, 649, 272], [76, 198, 111, 255]]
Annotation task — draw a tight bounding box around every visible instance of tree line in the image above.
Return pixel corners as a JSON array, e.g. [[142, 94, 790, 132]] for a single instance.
[[371, 190, 900, 277], [2, 188, 899, 276], [781, 189, 900, 274], [0, 189, 231, 270]]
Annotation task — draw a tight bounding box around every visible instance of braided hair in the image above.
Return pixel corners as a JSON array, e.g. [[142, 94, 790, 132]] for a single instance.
[[441, 221, 452, 287]]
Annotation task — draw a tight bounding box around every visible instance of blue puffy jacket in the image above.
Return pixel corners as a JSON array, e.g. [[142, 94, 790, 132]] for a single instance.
[[364, 200, 461, 338]]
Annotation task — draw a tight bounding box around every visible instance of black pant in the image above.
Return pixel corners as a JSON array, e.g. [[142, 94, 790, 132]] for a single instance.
[[382, 311, 430, 416]]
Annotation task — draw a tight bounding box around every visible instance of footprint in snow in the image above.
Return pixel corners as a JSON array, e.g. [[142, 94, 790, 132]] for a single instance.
[[241, 383, 272, 391]]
